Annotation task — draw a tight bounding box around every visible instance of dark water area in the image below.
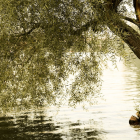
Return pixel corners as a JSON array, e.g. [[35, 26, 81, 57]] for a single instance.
[[0, 110, 105, 140], [0, 114, 62, 140], [1, 57, 140, 140]]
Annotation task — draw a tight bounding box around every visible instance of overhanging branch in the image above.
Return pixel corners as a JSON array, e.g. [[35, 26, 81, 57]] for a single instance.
[[70, 19, 95, 36], [120, 15, 140, 27], [108, 19, 140, 59]]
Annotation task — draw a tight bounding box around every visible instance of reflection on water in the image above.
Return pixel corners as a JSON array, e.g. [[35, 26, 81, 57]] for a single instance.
[[0, 57, 140, 140], [0, 110, 105, 140]]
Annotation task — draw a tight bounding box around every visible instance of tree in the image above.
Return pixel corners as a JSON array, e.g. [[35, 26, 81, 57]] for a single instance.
[[0, 0, 139, 109]]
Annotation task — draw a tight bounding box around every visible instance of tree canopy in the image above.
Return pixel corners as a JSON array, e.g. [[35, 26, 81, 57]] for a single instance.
[[0, 0, 139, 109]]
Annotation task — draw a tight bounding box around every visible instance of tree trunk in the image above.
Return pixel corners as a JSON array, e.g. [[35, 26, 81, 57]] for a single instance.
[[108, 19, 140, 59], [107, 0, 140, 59]]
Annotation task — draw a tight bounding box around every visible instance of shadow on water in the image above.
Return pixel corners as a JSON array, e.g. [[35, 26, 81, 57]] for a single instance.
[[0, 110, 107, 140]]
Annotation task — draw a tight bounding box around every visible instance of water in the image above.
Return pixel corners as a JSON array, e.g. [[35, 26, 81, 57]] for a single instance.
[[0, 58, 140, 140]]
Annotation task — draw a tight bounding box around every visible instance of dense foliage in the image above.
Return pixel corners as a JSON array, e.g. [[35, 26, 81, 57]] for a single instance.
[[0, 0, 137, 109]]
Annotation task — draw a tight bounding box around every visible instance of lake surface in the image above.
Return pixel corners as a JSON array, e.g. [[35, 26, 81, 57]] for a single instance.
[[0, 58, 140, 140]]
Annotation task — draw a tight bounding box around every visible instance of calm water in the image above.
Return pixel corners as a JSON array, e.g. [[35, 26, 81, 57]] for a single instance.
[[0, 58, 140, 140]]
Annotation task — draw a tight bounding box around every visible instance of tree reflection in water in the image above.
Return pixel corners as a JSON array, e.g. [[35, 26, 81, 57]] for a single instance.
[[0, 111, 107, 140]]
